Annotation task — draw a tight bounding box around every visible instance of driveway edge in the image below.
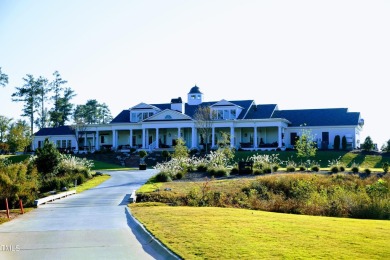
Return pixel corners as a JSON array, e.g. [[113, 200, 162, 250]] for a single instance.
[[125, 207, 181, 260]]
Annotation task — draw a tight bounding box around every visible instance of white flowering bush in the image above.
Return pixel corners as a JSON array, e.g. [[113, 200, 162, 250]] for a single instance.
[[57, 154, 94, 177]]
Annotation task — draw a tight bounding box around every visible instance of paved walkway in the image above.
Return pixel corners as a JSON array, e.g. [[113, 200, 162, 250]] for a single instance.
[[0, 169, 176, 260]]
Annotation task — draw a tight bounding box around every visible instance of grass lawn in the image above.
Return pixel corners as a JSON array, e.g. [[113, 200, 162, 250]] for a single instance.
[[130, 204, 390, 259], [72, 174, 111, 193], [234, 150, 390, 168], [92, 160, 136, 171]]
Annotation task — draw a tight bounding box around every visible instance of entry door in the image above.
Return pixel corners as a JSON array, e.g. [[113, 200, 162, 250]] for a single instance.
[[322, 132, 329, 149]]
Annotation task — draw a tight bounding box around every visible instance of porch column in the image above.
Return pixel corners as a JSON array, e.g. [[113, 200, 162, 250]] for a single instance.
[[129, 129, 133, 147], [156, 128, 159, 148], [142, 128, 146, 148], [230, 126, 235, 148], [84, 132, 87, 147], [191, 127, 197, 148], [254, 126, 258, 148], [95, 130, 100, 151], [178, 127, 181, 139], [75, 129, 79, 150], [112, 130, 117, 149], [278, 126, 283, 148], [212, 127, 215, 147]]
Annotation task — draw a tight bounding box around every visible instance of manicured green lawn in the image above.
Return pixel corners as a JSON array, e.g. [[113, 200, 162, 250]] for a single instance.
[[131, 205, 390, 259], [92, 160, 135, 171], [234, 150, 390, 168], [73, 174, 111, 193]]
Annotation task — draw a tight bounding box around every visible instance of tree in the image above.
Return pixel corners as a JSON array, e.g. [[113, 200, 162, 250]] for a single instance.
[[342, 136, 347, 150], [35, 138, 61, 177], [35, 76, 50, 129], [381, 139, 390, 153], [7, 120, 31, 153], [73, 99, 112, 124], [295, 128, 317, 160], [194, 106, 215, 153], [361, 136, 374, 152], [12, 74, 41, 136], [49, 71, 75, 127], [98, 103, 113, 124], [172, 138, 189, 159], [0, 67, 8, 87], [0, 115, 12, 143], [334, 135, 340, 150]]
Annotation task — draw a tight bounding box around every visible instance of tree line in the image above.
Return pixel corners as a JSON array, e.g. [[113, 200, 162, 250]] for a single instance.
[[0, 67, 113, 153]]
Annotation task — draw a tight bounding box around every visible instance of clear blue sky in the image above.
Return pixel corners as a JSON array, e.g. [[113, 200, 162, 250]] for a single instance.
[[1, 1, 389, 147]]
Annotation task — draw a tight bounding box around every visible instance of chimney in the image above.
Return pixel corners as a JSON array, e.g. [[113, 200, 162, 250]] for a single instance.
[[170, 97, 183, 113]]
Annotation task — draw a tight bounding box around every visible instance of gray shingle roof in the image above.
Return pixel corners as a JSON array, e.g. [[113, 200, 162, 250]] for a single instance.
[[245, 104, 278, 119], [34, 126, 75, 136], [272, 108, 360, 126]]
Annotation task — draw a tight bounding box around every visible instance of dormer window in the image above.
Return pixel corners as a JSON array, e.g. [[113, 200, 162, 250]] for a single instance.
[[131, 111, 154, 122], [213, 109, 237, 120]]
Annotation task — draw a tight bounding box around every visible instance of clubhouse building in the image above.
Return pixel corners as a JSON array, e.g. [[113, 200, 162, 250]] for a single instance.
[[33, 86, 364, 152]]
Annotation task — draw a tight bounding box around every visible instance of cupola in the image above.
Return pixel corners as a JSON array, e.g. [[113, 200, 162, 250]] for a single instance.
[[187, 85, 203, 105]]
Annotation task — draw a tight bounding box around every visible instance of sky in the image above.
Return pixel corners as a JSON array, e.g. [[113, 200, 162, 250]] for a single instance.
[[1, 0, 389, 147]]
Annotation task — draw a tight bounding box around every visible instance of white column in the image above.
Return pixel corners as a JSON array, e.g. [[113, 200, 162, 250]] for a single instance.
[[75, 129, 79, 150], [177, 127, 181, 139], [142, 128, 146, 148], [95, 130, 100, 151], [278, 126, 283, 148], [230, 126, 235, 148], [112, 130, 117, 149], [84, 132, 87, 147], [191, 127, 197, 148], [212, 127, 215, 147], [254, 126, 258, 148], [129, 129, 133, 147], [156, 128, 159, 148]]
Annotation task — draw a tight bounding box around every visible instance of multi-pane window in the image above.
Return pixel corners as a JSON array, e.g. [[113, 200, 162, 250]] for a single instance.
[[213, 109, 237, 120], [131, 112, 155, 122]]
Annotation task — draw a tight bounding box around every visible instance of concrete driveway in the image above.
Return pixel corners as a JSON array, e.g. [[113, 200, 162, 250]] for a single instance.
[[0, 169, 176, 260]]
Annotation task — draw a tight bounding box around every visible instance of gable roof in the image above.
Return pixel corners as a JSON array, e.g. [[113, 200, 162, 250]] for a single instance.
[[245, 104, 278, 119], [111, 110, 130, 123], [272, 108, 361, 126], [144, 109, 192, 122], [34, 126, 75, 136]]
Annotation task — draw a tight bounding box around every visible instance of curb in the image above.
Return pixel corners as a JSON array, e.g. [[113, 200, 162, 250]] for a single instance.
[[125, 207, 181, 260]]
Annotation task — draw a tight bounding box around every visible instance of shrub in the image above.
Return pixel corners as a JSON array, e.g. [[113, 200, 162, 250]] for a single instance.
[[139, 150, 147, 158], [351, 162, 360, 173], [311, 165, 320, 172], [230, 167, 239, 175], [253, 169, 263, 175], [286, 165, 296, 172], [272, 165, 279, 172], [155, 171, 172, 182], [161, 150, 170, 161], [339, 165, 345, 172], [362, 136, 374, 152], [176, 171, 184, 180], [330, 166, 339, 174], [299, 165, 306, 171], [197, 164, 208, 172], [364, 168, 371, 174], [208, 166, 229, 177], [383, 162, 389, 173], [35, 138, 61, 177], [342, 136, 347, 150], [334, 135, 340, 150]]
